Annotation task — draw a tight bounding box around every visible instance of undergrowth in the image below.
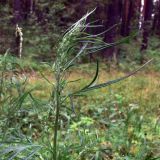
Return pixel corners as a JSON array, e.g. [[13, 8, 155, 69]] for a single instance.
[[0, 10, 159, 160]]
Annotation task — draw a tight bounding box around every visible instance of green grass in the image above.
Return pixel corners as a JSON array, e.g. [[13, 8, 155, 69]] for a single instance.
[[1, 58, 159, 159], [0, 55, 160, 160]]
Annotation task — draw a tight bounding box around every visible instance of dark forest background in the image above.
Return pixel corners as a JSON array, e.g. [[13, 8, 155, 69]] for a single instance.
[[0, 0, 160, 66]]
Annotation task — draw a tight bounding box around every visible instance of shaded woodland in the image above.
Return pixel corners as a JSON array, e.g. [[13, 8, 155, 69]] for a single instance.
[[0, 0, 160, 63]]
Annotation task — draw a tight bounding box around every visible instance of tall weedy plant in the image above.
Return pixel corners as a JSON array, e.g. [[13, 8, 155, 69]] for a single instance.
[[52, 9, 152, 160], [0, 10, 152, 160]]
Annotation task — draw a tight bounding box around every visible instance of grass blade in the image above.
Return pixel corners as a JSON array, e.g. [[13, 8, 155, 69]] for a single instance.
[[74, 59, 152, 94]]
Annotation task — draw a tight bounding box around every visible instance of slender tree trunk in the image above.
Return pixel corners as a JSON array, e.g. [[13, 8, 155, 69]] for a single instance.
[[13, 0, 23, 24], [132, 0, 141, 29], [140, 0, 153, 63], [23, 0, 34, 20], [103, 0, 122, 61], [121, 0, 141, 37], [121, 0, 133, 36], [157, 1, 160, 36], [152, 0, 160, 36]]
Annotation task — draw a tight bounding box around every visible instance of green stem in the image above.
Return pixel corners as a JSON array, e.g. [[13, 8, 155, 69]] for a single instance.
[[53, 75, 61, 160], [0, 71, 4, 96]]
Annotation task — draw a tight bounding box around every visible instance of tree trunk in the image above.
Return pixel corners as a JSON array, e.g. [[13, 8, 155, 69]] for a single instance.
[[121, 0, 133, 36], [13, 0, 23, 24], [152, 0, 160, 36], [103, 0, 122, 60], [157, 0, 160, 36], [13, 0, 35, 23], [132, 0, 141, 29], [121, 0, 141, 36], [23, 0, 34, 20], [140, 0, 153, 63]]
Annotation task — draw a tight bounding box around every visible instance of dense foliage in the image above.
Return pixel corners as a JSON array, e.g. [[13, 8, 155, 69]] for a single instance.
[[0, 0, 160, 62]]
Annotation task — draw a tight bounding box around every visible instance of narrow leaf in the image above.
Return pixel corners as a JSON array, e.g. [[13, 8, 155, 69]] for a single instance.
[[74, 59, 152, 94]]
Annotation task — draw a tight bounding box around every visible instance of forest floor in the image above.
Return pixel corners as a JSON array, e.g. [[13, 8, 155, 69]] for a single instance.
[[27, 64, 160, 158], [27, 64, 160, 111], [1, 55, 160, 159]]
